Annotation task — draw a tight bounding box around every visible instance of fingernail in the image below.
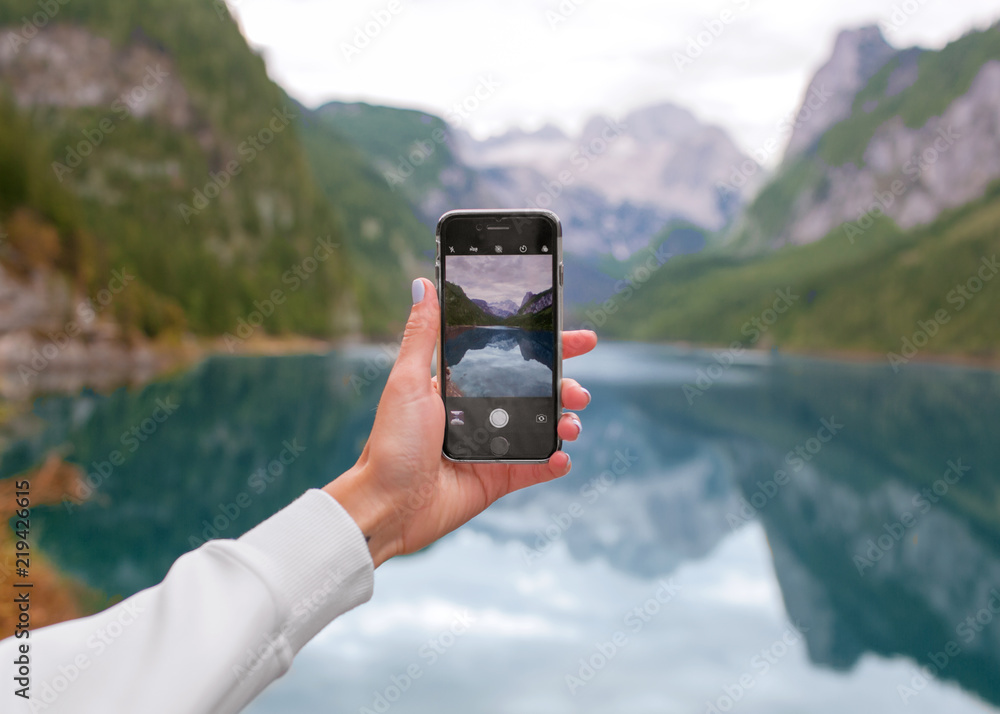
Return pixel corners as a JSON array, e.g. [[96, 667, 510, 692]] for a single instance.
[[582, 388, 592, 406], [572, 417, 582, 435], [411, 278, 425, 304]]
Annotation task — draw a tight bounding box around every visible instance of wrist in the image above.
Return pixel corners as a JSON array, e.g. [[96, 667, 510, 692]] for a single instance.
[[323, 462, 399, 568]]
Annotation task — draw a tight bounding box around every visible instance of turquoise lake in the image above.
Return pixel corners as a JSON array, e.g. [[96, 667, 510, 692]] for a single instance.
[[5, 343, 999, 713]]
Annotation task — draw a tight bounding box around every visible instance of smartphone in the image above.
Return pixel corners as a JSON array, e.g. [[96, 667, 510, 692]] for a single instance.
[[436, 209, 563, 462]]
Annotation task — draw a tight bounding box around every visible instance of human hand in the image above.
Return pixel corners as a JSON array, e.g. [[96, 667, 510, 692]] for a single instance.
[[324, 278, 597, 566]]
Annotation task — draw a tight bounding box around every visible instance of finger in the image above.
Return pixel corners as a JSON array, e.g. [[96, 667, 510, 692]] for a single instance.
[[563, 330, 598, 360], [561, 378, 591, 411], [558, 413, 582, 441], [505, 451, 573, 494], [392, 278, 440, 391]]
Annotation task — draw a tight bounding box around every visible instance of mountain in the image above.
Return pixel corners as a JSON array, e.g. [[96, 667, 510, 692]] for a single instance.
[[505, 287, 554, 330], [489, 298, 519, 317], [0, 0, 360, 346], [598, 170, 1000, 356], [726, 24, 1000, 253], [443, 281, 554, 331], [594, 24, 1000, 359], [442, 281, 495, 326], [456, 104, 758, 255], [294, 103, 432, 335], [518, 288, 553, 316], [783, 26, 897, 158], [471, 298, 517, 319], [311, 100, 496, 233], [315, 100, 756, 258]]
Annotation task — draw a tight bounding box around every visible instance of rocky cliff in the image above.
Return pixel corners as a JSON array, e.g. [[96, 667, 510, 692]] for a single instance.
[[782, 60, 1000, 247], [728, 24, 1000, 252], [783, 26, 897, 158]]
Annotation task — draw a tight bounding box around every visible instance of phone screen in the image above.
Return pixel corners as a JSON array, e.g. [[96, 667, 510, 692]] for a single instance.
[[438, 212, 562, 461]]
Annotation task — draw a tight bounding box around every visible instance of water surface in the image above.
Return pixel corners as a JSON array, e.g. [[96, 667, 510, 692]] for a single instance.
[[445, 327, 554, 397], [3, 343, 999, 713]]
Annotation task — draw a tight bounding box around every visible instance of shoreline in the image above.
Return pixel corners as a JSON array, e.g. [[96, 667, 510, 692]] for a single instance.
[[210, 334, 1000, 370], [0, 331, 391, 403], [3, 332, 998, 404], [634, 339, 1000, 371]]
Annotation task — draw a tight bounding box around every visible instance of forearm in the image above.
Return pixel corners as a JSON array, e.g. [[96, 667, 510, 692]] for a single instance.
[[323, 460, 400, 568], [0, 490, 373, 714]]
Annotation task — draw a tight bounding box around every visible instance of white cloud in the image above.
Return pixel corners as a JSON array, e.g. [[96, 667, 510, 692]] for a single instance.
[[246, 525, 992, 714], [227, 0, 1000, 158]]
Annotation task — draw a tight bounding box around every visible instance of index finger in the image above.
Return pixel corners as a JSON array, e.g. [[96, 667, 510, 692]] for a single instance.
[[563, 330, 598, 360]]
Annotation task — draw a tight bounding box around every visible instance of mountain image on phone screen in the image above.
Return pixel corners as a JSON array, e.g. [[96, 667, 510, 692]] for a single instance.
[[442, 254, 555, 398]]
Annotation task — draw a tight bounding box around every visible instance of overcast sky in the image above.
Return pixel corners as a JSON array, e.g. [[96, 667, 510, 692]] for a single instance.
[[447, 255, 552, 304], [227, 0, 1000, 161]]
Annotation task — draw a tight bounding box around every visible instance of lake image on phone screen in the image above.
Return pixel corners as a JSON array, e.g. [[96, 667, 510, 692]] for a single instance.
[[443, 255, 554, 398]]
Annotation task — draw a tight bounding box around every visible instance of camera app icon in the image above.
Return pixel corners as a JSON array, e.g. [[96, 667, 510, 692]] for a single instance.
[[535, 414, 548, 423]]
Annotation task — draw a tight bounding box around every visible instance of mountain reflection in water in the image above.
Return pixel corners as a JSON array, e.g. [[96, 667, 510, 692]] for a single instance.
[[3, 344, 998, 712]]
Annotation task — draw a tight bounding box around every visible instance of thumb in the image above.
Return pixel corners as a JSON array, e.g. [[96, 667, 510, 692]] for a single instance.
[[393, 278, 439, 387]]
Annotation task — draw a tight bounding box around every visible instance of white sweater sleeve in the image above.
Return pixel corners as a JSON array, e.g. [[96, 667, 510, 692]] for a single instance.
[[0, 489, 374, 714]]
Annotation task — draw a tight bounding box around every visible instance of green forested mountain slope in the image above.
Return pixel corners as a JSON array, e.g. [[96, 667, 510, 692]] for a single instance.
[[442, 281, 494, 326], [312, 101, 458, 205], [0, 0, 358, 337], [599, 184, 1000, 358], [296, 106, 433, 336]]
